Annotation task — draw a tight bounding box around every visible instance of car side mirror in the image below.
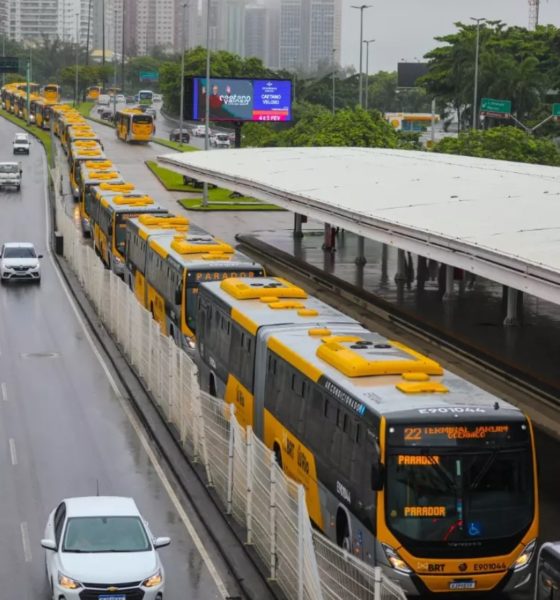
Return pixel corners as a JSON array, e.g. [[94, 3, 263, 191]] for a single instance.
[[154, 536, 171, 549], [38, 254, 43, 259], [20, 169, 23, 175], [41, 538, 57, 551], [371, 462, 385, 491]]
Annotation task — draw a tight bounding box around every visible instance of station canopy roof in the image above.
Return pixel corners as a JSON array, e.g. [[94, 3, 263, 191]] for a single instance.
[[158, 147, 560, 305]]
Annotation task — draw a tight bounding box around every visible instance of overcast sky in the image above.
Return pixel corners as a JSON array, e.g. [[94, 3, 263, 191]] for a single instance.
[[340, 0, 560, 72]]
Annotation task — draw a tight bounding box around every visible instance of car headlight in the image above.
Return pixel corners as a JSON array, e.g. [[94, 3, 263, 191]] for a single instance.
[[512, 539, 536, 571], [381, 543, 412, 574], [58, 572, 82, 589], [142, 569, 163, 587]]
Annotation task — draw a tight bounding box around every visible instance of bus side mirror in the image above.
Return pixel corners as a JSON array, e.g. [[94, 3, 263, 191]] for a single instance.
[[371, 463, 385, 491]]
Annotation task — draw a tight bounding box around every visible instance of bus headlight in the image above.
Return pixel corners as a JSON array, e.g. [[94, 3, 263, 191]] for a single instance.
[[382, 543, 412, 574], [512, 539, 536, 571]]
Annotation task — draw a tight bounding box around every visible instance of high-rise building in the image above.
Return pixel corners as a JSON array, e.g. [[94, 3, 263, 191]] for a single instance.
[[8, 0, 59, 42], [245, 5, 268, 64], [0, 0, 9, 37], [279, 0, 302, 70]]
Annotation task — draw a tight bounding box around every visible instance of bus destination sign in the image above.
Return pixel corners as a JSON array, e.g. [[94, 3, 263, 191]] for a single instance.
[[389, 423, 528, 446]]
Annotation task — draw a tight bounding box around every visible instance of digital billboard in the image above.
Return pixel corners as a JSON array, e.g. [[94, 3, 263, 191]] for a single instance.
[[185, 77, 292, 122], [397, 63, 429, 88]]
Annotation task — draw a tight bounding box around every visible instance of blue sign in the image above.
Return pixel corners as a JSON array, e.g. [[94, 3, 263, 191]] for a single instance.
[[187, 77, 292, 123], [468, 521, 482, 537]]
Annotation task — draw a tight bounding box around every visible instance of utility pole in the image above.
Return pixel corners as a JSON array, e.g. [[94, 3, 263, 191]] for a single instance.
[[102, 0, 106, 66], [471, 17, 485, 130], [203, 0, 211, 207], [75, 13, 79, 106], [26, 59, 30, 124], [351, 4, 371, 108], [180, 2, 189, 145], [86, 0, 92, 65], [363, 38, 375, 110], [113, 8, 117, 117], [121, 0, 126, 92], [331, 48, 336, 115]]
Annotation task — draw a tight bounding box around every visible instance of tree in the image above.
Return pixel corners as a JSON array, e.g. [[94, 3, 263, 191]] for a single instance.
[[433, 126, 560, 166]]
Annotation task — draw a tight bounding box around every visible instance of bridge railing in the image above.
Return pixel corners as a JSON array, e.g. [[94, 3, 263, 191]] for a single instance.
[[54, 182, 407, 600]]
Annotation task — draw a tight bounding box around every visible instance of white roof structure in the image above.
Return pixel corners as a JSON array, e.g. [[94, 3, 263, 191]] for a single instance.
[[158, 147, 560, 305]]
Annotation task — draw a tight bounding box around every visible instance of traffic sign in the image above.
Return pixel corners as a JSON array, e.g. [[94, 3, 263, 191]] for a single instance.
[[139, 71, 159, 82], [0, 57, 20, 74], [480, 97, 512, 118], [552, 104, 560, 117]]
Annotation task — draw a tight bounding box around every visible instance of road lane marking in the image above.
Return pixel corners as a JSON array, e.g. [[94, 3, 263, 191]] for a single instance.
[[20, 522, 32, 562], [46, 174, 230, 598], [1, 382, 7, 402], [9, 438, 17, 465]]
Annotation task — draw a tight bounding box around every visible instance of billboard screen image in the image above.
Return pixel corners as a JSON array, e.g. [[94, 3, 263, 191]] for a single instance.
[[186, 77, 292, 122]]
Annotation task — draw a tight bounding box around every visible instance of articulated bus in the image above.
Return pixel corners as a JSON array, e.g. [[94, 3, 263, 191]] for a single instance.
[[129, 230, 264, 349], [82, 182, 135, 236], [43, 84, 61, 103], [68, 144, 107, 198], [77, 161, 123, 215], [115, 109, 155, 143], [67, 126, 102, 148], [60, 115, 88, 151], [196, 276, 539, 597], [31, 99, 57, 129], [124, 214, 193, 292], [86, 86, 102, 102], [89, 192, 167, 275], [52, 105, 77, 137]]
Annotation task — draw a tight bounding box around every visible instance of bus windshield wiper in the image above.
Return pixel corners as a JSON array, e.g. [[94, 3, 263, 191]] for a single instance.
[[469, 448, 503, 490], [423, 451, 457, 493]]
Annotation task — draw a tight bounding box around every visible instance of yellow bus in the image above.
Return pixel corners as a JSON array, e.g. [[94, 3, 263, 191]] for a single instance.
[[196, 277, 539, 597], [60, 115, 88, 152], [66, 126, 102, 150], [32, 99, 58, 130], [82, 182, 135, 237], [137, 232, 264, 350], [77, 160, 123, 217], [52, 105, 78, 137], [115, 109, 155, 143], [89, 192, 167, 275], [68, 143, 107, 199], [86, 86, 102, 102], [43, 84, 61, 103]]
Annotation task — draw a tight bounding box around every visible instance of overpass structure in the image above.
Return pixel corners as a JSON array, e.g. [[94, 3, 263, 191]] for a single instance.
[[158, 147, 560, 312]]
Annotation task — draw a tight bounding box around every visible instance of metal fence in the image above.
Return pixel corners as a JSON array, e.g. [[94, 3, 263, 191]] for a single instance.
[[54, 177, 407, 600]]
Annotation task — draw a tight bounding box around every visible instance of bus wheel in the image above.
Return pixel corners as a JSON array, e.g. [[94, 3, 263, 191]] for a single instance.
[[336, 510, 351, 553], [273, 443, 283, 469], [209, 375, 217, 397]]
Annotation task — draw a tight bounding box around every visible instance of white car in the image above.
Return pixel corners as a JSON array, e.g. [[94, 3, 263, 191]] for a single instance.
[[191, 125, 208, 137], [97, 94, 110, 106], [211, 133, 231, 149], [42, 496, 170, 599], [0, 242, 41, 283], [116, 94, 126, 103], [13, 132, 31, 155]]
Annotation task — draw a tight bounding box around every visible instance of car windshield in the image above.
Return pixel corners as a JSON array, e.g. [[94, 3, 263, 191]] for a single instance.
[[385, 422, 533, 554], [0, 164, 18, 173], [3, 246, 35, 258], [63, 516, 150, 553]]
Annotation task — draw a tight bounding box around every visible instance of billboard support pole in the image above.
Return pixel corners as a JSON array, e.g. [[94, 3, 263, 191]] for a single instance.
[[202, 0, 211, 208], [234, 121, 242, 149]]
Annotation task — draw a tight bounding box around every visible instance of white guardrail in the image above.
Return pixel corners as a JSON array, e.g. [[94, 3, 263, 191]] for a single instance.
[[53, 168, 407, 600]]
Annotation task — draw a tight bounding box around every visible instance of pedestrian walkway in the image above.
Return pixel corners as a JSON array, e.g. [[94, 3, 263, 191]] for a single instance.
[[240, 228, 560, 398]]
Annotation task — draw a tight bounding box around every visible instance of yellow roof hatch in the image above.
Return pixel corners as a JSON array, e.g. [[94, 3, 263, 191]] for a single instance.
[[98, 182, 135, 192], [221, 277, 307, 300], [316, 337, 444, 378], [170, 235, 233, 256], [112, 194, 154, 206], [137, 214, 189, 229]]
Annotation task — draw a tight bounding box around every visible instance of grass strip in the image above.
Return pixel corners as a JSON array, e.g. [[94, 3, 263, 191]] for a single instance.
[[145, 160, 282, 210], [76, 101, 95, 118], [153, 137, 199, 152], [0, 108, 54, 166]]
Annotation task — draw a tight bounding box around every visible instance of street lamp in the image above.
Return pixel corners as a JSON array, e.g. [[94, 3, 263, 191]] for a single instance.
[[471, 17, 485, 130], [331, 48, 336, 115], [203, 0, 211, 207], [363, 38, 375, 110], [351, 4, 372, 108], [179, 2, 189, 146], [74, 13, 79, 107]]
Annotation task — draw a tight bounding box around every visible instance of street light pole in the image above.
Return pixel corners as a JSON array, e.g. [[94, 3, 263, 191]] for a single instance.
[[74, 13, 79, 106], [471, 17, 485, 130], [331, 48, 336, 115], [102, 0, 106, 66], [113, 8, 117, 117], [363, 38, 375, 110], [351, 4, 371, 108], [121, 0, 126, 92], [179, 2, 188, 146], [203, 0, 211, 207]]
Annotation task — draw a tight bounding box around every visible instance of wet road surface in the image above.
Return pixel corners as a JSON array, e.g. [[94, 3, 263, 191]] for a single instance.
[[0, 117, 232, 598]]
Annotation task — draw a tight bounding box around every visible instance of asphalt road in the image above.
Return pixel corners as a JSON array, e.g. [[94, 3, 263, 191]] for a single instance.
[[0, 117, 234, 598]]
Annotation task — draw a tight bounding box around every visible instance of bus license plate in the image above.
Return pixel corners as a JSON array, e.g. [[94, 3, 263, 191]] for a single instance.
[[449, 580, 476, 590], [99, 596, 126, 600]]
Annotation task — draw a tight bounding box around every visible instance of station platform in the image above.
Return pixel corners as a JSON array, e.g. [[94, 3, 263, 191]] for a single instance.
[[238, 227, 560, 399]]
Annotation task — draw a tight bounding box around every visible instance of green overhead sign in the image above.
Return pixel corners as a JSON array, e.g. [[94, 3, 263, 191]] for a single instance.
[[480, 97, 512, 116], [552, 103, 560, 117], [0, 57, 19, 73]]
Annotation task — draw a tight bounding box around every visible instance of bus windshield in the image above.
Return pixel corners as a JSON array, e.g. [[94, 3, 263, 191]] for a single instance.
[[385, 421, 533, 555], [132, 115, 152, 124]]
